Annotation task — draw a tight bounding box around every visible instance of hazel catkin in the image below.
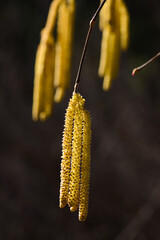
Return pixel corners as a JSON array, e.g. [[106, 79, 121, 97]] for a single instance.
[[59, 93, 91, 221], [32, 0, 63, 121], [60, 93, 78, 208], [68, 94, 85, 211], [79, 110, 91, 222], [98, 0, 130, 91], [54, 0, 75, 102], [32, 31, 55, 121]]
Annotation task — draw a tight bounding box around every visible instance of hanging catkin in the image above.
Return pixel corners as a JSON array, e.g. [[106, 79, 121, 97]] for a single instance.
[[98, 0, 130, 91], [32, 0, 75, 120], [68, 94, 85, 212], [59, 93, 91, 221], [103, 1, 121, 90], [54, 0, 75, 103], [32, 30, 55, 121], [60, 93, 78, 208], [119, 0, 130, 50], [54, 1, 67, 102], [79, 110, 91, 222], [32, 0, 63, 121]]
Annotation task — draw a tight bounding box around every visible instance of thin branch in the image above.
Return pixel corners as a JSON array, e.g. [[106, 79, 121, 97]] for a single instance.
[[132, 52, 160, 76], [73, 0, 107, 93]]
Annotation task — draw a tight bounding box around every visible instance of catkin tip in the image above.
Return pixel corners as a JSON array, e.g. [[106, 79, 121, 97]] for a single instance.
[[70, 206, 78, 212], [103, 75, 112, 91], [59, 199, 67, 208], [79, 214, 87, 222]]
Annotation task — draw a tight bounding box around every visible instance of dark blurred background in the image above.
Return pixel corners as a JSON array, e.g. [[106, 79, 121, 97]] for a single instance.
[[0, 0, 160, 239]]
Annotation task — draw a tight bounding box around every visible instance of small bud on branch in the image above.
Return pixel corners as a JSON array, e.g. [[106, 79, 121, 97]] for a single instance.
[[132, 52, 160, 76]]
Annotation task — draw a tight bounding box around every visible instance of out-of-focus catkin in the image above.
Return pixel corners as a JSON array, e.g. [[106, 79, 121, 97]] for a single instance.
[[32, 30, 55, 121], [54, 0, 75, 103], [32, 0, 75, 121], [59, 93, 91, 221], [54, 1, 67, 96], [99, 0, 130, 91], [119, 0, 130, 50], [32, 0, 63, 121]]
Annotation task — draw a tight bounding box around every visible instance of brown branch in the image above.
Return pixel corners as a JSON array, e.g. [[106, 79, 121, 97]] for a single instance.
[[73, 0, 107, 93], [132, 52, 160, 76]]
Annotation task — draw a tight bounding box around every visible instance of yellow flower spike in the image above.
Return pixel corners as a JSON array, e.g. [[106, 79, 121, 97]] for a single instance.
[[32, 0, 63, 121], [63, 0, 75, 88], [79, 110, 91, 222], [54, 0, 75, 103], [59, 93, 78, 208], [32, 30, 55, 121], [119, 0, 130, 51], [105, 0, 121, 78], [54, 1, 67, 91], [103, 30, 121, 91], [98, 27, 110, 77], [60, 93, 91, 221], [99, 0, 122, 91], [98, 0, 117, 78], [68, 94, 85, 212]]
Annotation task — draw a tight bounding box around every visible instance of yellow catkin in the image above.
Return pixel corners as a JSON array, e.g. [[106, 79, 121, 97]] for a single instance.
[[98, 27, 110, 77], [63, 0, 75, 87], [32, 30, 55, 121], [54, 0, 75, 103], [98, 0, 117, 78], [99, 0, 130, 91], [32, 0, 62, 121], [60, 93, 91, 221], [98, 0, 121, 91], [119, 0, 130, 51], [103, 30, 120, 91], [59, 93, 79, 208], [68, 94, 85, 212], [54, 1, 66, 90], [107, 0, 121, 76], [79, 110, 91, 222]]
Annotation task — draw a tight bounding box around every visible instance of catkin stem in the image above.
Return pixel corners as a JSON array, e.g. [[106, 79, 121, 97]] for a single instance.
[[73, 0, 107, 93]]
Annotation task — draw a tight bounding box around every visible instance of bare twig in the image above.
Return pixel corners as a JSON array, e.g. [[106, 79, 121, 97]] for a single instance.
[[132, 52, 160, 76], [73, 0, 107, 93]]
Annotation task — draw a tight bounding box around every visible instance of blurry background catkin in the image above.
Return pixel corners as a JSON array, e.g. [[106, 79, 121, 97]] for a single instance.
[[99, 0, 130, 91], [32, 0, 75, 121], [0, 0, 160, 239]]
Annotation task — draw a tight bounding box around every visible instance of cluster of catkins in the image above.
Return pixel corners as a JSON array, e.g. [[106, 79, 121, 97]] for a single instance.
[[32, 0, 130, 222], [32, 0, 75, 121], [59, 93, 91, 221], [99, 0, 129, 90]]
